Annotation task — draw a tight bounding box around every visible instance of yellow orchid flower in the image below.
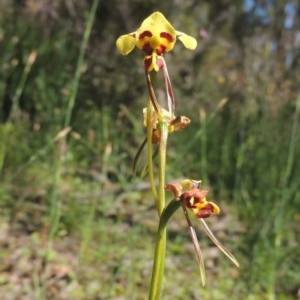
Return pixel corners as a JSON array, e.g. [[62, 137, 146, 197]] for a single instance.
[[165, 179, 220, 218], [165, 179, 239, 286], [180, 188, 220, 218], [116, 11, 197, 71]]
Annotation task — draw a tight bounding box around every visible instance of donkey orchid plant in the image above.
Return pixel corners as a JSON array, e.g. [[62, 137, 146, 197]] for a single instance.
[[116, 11, 239, 300]]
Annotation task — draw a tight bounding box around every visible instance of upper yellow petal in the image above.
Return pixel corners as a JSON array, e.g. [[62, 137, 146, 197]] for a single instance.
[[116, 33, 136, 55], [138, 12, 176, 39], [176, 31, 197, 50], [136, 12, 176, 53]]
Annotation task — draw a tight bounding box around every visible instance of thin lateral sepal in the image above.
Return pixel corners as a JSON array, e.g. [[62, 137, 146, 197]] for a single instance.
[[132, 136, 158, 177], [162, 62, 175, 115], [144, 67, 162, 115], [140, 146, 159, 178], [182, 205, 206, 286], [132, 137, 147, 176], [199, 218, 239, 268]]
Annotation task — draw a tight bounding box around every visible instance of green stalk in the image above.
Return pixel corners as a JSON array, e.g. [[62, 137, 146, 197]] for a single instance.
[[157, 121, 168, 214], [148, 227, 166, 300], [146, 96, 158, 203], [148, 121, 168, 300], [11, 51, 37, 121], [79, 194, 98, 262], [64, 0, 100, 128]]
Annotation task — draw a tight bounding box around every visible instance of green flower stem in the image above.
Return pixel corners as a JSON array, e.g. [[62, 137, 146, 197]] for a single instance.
[[157, 121, 168, 214], [146, 97, 158, 204], [149, 121, 168, 300], [148, 227, 166, 300], [149, 199, 181, 300]]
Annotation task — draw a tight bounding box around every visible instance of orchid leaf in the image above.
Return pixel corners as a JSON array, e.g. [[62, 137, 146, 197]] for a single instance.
[[158, 199, 181, 234]]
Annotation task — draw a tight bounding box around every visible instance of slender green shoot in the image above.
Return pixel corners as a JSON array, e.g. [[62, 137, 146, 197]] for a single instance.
[[64, 0, 101, 128]]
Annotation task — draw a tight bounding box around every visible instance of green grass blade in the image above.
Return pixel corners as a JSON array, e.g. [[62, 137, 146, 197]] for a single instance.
[[283, 91, 300, 186], [64, 0, 101, 127]]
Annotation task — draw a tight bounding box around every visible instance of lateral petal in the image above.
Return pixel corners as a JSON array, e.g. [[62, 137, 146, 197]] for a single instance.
[[176, 31, 197, 50], [116, 33, 136, 55]]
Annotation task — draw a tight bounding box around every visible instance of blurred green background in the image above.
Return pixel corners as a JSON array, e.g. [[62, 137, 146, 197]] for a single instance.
[[0, 0, 299, 299]]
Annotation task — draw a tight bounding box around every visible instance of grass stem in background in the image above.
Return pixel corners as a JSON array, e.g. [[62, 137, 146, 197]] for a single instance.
[[0, 52, 37, 176], [42, 0, 100, 295], [283, 91, 300, 187], [199, 108, 208, 182], [11, 51, 37, 121], [273, 91, 300, 249], [64, 0, 100, 128]]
